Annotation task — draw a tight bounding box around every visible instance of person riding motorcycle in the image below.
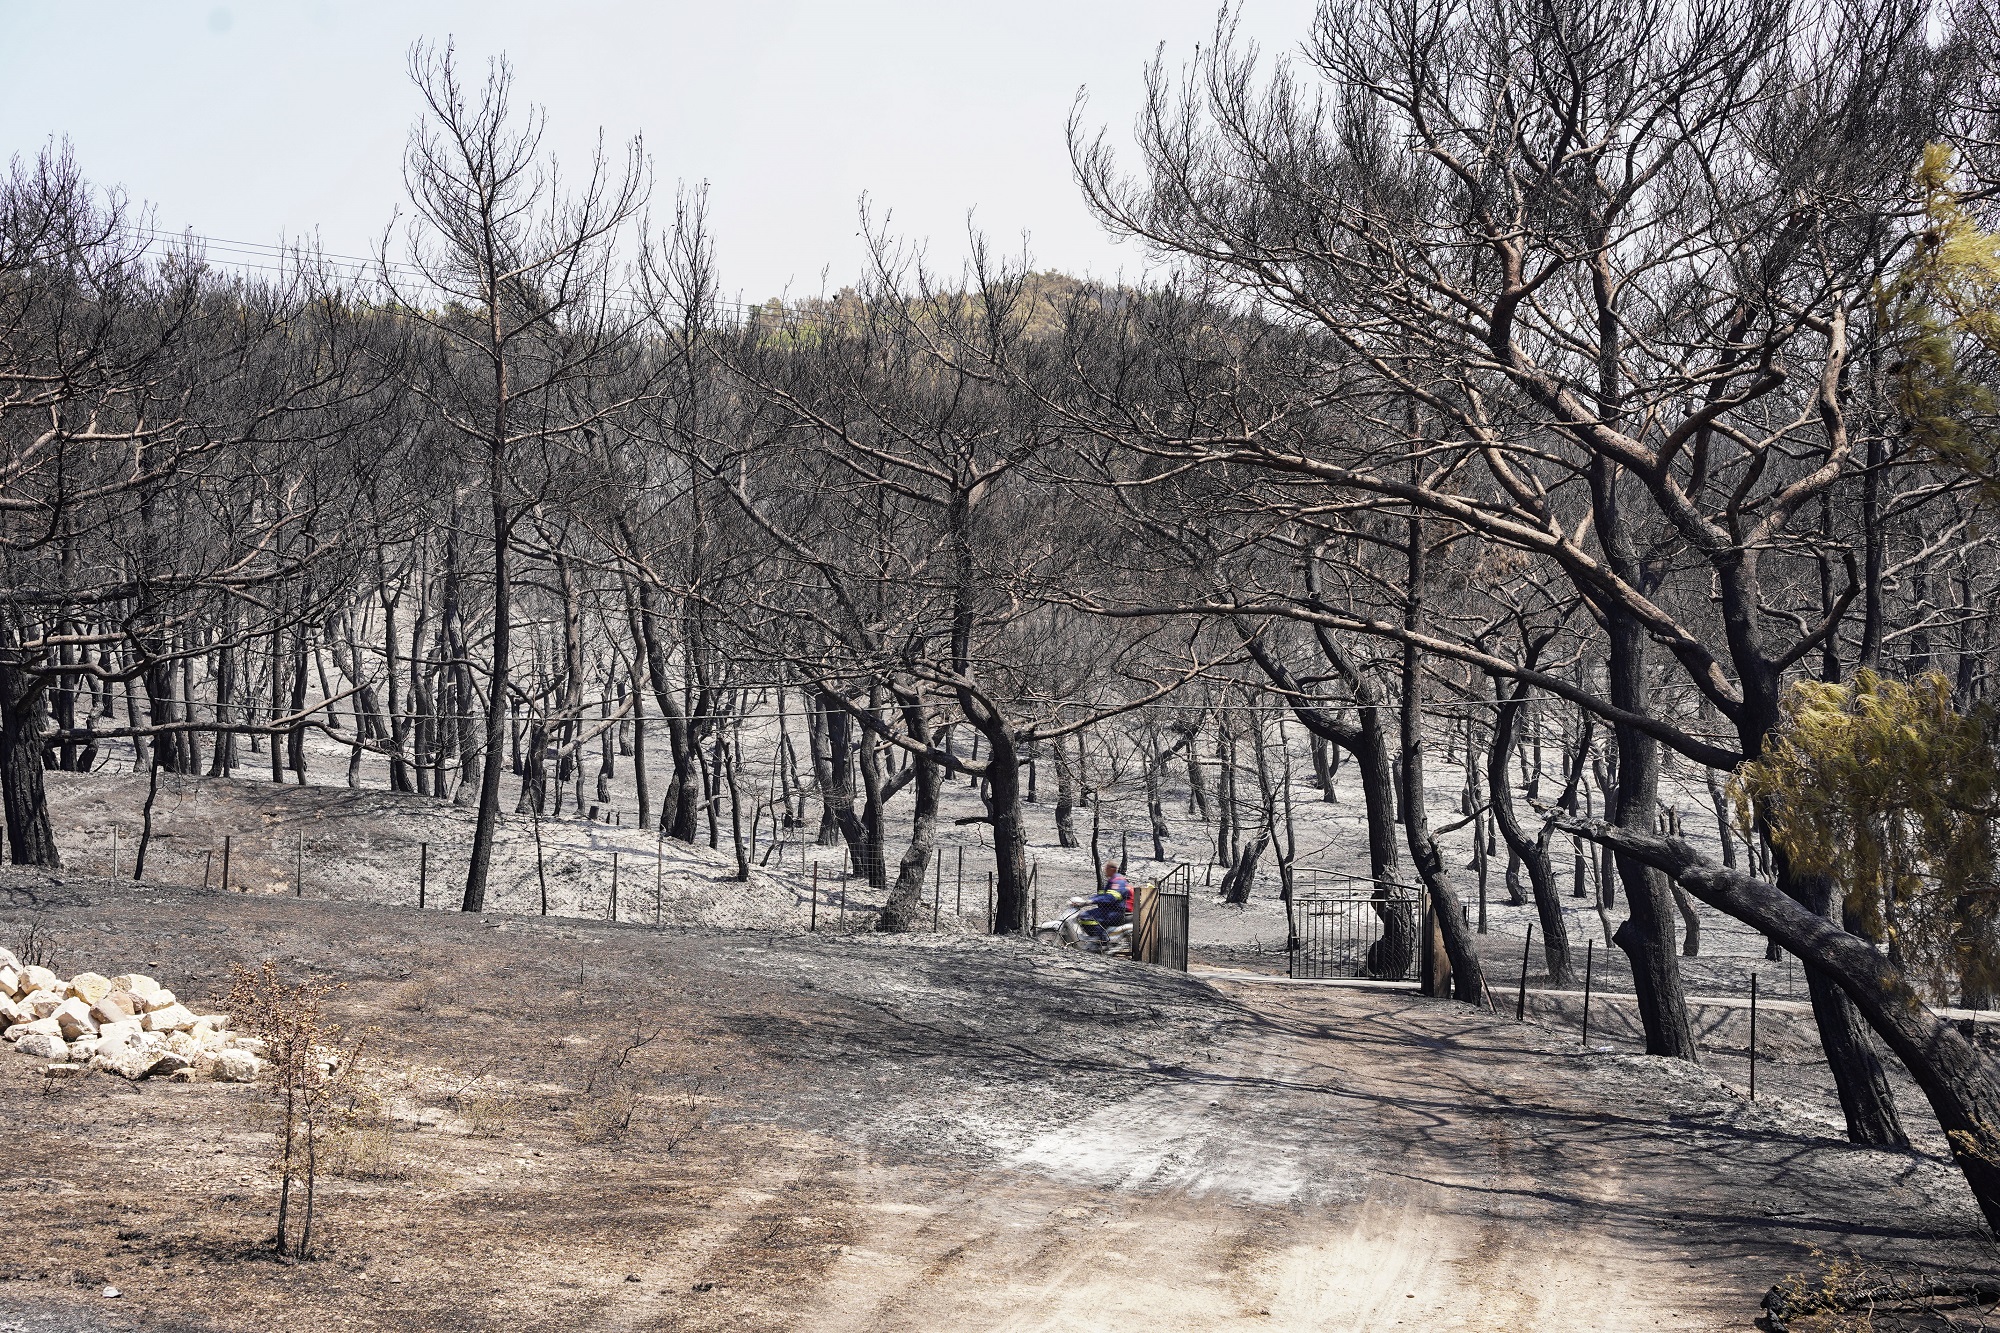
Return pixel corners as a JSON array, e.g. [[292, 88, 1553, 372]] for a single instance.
[[1077, 862, 1131, 947]]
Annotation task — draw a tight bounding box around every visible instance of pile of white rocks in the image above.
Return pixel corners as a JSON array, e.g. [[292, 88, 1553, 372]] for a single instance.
[[0, 948, 264, 1083]]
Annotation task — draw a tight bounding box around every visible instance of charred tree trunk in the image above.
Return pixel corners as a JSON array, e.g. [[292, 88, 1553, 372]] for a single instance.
[[977, 716, 1031, 934], [381, 573, 414, 795], [1218, 831, 1269, 905], [1052, 736, 1080, 848], [460, 446, 512, 913], [877, 699, 943, 933], [1215, 723, 1238, 870], [1312, 734, 1340, 802], [1141, 730, 1178, 863], [812, 690, 870, 877], [807, 701, 841, 847], [1564, 816, 1999, 1233], [856, 702, 890, 888], [1398, 522, 1482, 1003], [627, 573, 700, 843], [208, 636, 237, 778], [1594, 441, 1698, 1057], [1184, 726, 1211, 819], [515, 719, 548, 816], [628, 663, 650, 825], [51, 637, 77, 773], [1487, 673, 1573, 985], [1782, 856, 1910, 1148], [0, 665, 60, 868], [597, 691, 616, 806], [720, 721, 749, 881], [286, 624, 309, 785]]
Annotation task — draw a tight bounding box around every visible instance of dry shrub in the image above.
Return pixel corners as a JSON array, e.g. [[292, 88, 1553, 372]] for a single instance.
[[571, 1088, 640, 1144], [11, 913, 58, 972], [1764, 1249, 2000, 1332], [460, 1087, 529, 1139], [37, 1065, 93, 1099], [321, 1120, 401, 1181], [1766, 1253, 1880, 1333], [319, 1082, 400, 1180], [569, 1023, 708, 1151], [437, 1058, 527, 1139]]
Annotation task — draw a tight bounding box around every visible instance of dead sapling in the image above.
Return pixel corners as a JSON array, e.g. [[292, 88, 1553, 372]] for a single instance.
[[574, 1021, 670, 1143], [657, 1071, 709, 1155], [225, 961, 371, 1261], [12, 913, 59, 973]]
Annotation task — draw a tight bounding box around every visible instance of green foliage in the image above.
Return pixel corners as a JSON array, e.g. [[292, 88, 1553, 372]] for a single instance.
[[1732, 671, 2000, 1002], [740, 270, 1096, 350], [1880, 144, 2000, 501]]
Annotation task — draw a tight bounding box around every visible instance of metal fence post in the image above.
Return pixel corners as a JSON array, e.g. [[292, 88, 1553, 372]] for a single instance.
[[1475, 814, 1488, 933], [419, 842, 428, 909], [221, 836, 232, 894], [811, 865, 819, 933], [1581, 940, 1595, 1047], [1419, 894, 1433, 995], [610, 851, 620, 922], [1749, 973, 1759, 1100], [1515, 923, 1535, 1021], [532, 811, 548, 915]]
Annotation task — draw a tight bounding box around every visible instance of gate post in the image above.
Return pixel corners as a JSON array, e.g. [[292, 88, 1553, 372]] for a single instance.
[[1133, 878, 1159, 964], [1419, 892, 1454, 998]]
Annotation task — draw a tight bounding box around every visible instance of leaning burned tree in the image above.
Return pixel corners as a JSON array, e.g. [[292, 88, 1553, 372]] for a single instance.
[[1560, 812, 2000, 1234]]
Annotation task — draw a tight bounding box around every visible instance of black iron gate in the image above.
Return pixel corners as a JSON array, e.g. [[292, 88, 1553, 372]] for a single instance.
[[1135, 863, 1191, 970], [1290, 886, 1420, 981]]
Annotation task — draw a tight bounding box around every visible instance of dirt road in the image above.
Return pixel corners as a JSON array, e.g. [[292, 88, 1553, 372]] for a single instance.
[[778, 982, 1983, 1332], [0, 874, 1985, 1331]]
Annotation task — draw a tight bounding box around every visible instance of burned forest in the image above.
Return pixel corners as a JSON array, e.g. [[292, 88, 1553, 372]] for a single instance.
[[6, 3, 2000, 1329]]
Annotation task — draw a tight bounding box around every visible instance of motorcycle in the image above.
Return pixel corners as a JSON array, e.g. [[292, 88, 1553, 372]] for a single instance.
[[1034, 896, 1133, 956]]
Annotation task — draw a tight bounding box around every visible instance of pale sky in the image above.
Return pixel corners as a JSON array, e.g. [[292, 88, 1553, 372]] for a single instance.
[[0, 1, 1319, 302]]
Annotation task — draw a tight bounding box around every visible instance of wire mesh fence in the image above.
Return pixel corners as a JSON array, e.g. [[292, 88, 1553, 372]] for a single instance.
[[1468, 902, 1811, 1005], [72, 801, 1230, 971], [70, 804, 1036, 939]]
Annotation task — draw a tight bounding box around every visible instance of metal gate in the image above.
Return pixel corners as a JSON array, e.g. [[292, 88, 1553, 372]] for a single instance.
[[1290, 886, 1420, 981], [1134, 863, 1191, 971]]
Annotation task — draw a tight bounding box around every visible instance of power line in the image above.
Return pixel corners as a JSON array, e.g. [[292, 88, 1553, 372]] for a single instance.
[[109, 222, 794, 324]]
